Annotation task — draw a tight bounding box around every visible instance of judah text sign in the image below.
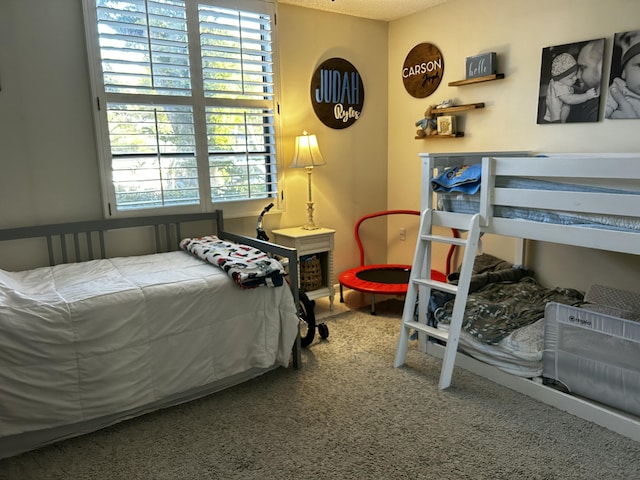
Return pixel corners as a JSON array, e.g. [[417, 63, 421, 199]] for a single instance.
[[311, 58, 364, 129]]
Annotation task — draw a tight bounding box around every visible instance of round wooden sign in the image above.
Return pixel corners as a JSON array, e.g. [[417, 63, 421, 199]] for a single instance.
[[402, 43, 444, 98], [311, 58, 364, 129]]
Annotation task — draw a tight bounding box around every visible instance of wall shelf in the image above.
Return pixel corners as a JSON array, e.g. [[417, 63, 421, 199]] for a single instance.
[[433, 102, 485, 114], [414, 133, 465, 139], [415, 103, 484, 139], [448, 74, 505, 86]]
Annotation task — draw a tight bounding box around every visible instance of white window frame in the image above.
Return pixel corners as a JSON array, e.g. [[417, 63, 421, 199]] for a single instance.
[[82, 0, 283, 219]]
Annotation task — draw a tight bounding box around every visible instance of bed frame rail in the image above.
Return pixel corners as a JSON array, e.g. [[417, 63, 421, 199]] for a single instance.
[[0, 212, 225, 266]]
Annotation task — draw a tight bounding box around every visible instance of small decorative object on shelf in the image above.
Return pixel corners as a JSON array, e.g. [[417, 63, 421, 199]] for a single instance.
[[437, 115, 456, 136], [466, 52, 497, 79], [414, 102, 484, 139], [435, 99, 453, 109], [448, 52, 504, 86], [415, 104, 438, 138]]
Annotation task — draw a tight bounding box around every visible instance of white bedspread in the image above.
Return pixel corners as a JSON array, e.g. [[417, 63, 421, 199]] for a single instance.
[[0, 251, 298, 440]]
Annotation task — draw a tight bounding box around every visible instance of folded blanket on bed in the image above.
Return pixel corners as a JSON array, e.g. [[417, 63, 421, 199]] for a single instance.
[[179, 236, 285, 288], [431, 164, 482, 194]]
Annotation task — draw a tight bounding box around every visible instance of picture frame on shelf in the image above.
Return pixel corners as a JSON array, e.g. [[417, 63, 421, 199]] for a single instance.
[[437, 115, 456, 135]]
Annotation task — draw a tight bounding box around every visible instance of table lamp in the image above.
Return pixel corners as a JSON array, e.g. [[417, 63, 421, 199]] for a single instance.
[[290, 131, 327, 230]]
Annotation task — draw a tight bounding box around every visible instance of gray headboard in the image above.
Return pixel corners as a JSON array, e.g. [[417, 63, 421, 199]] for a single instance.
[[0, 212, 225, 267]]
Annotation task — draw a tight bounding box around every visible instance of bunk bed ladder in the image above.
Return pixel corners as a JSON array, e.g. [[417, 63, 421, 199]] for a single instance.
[[394, 209, 481, 390]]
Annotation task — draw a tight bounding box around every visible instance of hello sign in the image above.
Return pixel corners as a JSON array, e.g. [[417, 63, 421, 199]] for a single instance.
[[402, 43, 444, 98], [311, 58, 364, 129]]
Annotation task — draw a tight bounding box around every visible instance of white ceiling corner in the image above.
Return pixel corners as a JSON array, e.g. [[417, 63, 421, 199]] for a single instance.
[[277, 0, 450, 22]]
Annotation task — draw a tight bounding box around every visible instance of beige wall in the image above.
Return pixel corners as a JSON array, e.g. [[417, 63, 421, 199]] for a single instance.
[[388, 0, 640, 293], [0, 0, 102, 228], [0, 1, 389, 278], [0, 0, 638, 295], [252, 4, 390, 277]]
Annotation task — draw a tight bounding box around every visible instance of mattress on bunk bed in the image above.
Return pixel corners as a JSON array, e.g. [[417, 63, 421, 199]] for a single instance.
[[543, 286, 640, 418], [430, 254, 583, 377], [435, 318, 545, 377], [433, 167, 640, 232]]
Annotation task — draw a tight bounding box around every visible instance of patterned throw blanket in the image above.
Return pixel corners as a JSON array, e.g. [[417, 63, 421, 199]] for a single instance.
[[180, 236, 285, 288]]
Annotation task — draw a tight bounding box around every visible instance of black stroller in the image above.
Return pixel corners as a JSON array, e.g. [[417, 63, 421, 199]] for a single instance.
[[256, 203, 328, 347]]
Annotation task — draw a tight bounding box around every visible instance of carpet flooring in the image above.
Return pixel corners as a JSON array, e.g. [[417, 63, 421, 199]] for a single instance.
[[1, 300, 639, 480]]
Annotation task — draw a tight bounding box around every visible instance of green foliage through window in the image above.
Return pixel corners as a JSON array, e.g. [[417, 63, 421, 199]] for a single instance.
[[87, 0, 278, 212]]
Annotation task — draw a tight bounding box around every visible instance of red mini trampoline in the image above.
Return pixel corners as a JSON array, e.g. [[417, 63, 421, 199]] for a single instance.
[[339, 210, 457, 314]]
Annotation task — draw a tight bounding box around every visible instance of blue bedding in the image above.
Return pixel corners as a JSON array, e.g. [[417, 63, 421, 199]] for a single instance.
[[433, 167, 640, 232]]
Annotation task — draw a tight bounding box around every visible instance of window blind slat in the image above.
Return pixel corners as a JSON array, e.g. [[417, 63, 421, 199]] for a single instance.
[[89, 0, 279, 211]]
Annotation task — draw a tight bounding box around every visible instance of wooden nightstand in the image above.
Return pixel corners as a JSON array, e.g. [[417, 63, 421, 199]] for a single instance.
[[271, 227, 336, 310]]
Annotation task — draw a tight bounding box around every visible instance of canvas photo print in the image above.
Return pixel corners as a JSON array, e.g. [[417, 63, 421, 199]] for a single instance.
[[537, 38, 605, 124], [606, 29, 640, 119]]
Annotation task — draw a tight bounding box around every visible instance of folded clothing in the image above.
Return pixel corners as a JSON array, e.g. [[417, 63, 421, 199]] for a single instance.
[[180, 236, 285, 288], [431, 164, 482, 194]]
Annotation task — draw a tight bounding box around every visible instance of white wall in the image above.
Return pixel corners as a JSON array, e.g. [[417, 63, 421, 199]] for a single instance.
[[388, 0, 640, 293]]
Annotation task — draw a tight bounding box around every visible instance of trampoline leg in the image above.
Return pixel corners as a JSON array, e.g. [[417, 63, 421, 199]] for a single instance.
[[340, 284, 344, 303], [370, 294, 376, 315]]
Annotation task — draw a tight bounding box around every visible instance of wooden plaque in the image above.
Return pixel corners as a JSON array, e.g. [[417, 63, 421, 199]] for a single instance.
[[311, 58, 364, 129], [402, 43, 444, 98]]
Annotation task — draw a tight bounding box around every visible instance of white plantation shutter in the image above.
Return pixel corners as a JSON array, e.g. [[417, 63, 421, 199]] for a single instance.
[[84, 0, 280, 215], [96, 0, 192, 96], [198, 4, 273, 100], [108, 103, 199, 209], [207, 106, 276, 201]]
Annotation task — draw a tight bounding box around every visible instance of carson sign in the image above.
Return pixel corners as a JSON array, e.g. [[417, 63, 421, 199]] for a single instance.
[[402, 43, 444, 98]]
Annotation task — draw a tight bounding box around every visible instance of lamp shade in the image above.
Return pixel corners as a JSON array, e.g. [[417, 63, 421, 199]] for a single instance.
[[290, 132, 326, 168]]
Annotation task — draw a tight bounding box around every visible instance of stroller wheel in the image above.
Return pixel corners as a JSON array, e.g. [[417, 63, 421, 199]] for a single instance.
[[298, 292, 316, 348], [318, 322, 329, 339]]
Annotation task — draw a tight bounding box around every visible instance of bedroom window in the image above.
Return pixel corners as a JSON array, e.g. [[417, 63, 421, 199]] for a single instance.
[[83, 0, 280, 216]]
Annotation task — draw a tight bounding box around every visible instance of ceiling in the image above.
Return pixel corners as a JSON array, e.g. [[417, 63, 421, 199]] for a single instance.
[[278, 0, 450, 22]]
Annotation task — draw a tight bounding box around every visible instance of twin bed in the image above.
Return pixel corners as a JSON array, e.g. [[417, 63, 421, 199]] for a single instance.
[[0, 211, 301, 459], [405, 151, 640, 442]]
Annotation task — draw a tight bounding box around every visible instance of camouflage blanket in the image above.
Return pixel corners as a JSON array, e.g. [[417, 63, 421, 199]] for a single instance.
[[432, 254, 583, 345], [180, 235, 285, 289]]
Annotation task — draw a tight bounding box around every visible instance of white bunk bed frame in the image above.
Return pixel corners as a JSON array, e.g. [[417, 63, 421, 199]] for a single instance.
[[415, 151, 640, 442]]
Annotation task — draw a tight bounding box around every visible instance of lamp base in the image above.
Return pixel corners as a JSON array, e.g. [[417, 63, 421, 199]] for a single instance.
[[302, 200, 319, 230]]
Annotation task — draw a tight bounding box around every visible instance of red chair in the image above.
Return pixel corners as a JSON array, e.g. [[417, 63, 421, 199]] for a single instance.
[[339, 210, 457, 314]]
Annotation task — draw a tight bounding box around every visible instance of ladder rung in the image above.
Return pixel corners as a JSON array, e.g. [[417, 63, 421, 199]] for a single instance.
[[432, 211, 479, 230], [403, 321, 449, 342], [413, 278, 458, 294], [420, 234, 467, 246]]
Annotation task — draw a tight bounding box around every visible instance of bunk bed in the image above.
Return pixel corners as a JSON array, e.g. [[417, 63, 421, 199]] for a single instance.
[[401, 151, 640, 442], [0, 212, 301, 459]]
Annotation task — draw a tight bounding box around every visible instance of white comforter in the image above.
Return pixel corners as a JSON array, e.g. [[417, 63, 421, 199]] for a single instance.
[[0, 251, 298, 440]]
